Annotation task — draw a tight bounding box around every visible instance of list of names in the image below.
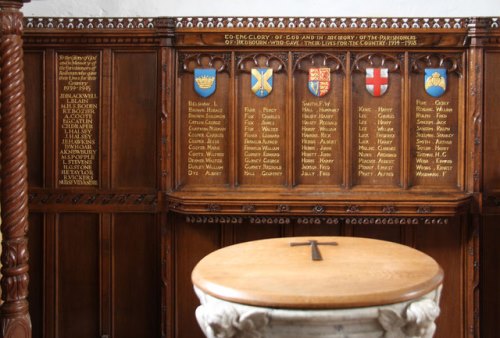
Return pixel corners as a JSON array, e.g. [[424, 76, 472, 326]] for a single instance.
[[58, 54, 99, 186], [186, 100, 227, 177]]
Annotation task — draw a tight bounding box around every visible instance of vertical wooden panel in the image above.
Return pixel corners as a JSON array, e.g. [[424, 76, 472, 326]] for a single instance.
[[24, 51, 44, 187], [293, 222, 341, 236], [111, 51, 157, 189], [484, 51, 500, 193], [414, 218, 463, 338], [352, 223, 402, 244], [174, 215, 221, 338], [113, 213, 160, 338], [58, 213, 100, 338], [28, 213, 44, 338], [233, 222, 282, 244], [481, 216, 500, 338]]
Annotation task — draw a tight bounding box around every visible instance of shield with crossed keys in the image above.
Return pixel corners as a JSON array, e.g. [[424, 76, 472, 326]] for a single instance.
[[251, 68, 273, 98]]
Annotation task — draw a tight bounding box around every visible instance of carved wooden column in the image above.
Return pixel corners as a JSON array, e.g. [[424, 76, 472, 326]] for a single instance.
[[0, 1, 31, 337]]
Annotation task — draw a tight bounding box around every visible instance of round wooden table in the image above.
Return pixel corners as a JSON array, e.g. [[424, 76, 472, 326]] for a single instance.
[[192, 236, 443, 338]]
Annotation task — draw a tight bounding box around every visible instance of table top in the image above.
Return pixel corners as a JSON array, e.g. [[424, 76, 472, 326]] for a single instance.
[[191, 236, 443, 309]]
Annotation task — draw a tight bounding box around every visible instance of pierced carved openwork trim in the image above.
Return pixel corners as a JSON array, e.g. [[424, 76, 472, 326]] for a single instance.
[[293, 52, 345, 74], [410, 53, 463, 76], [352, 53, 402, 74], [236, 53, 288, 74], [174, 17, 470, 30], [184, 215, 450, 225], [179, 53, 230, 74], [24, 17, 157, 30]]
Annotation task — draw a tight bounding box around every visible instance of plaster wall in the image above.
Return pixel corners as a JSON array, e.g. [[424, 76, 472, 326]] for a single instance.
[[24, 0, 500, 18]]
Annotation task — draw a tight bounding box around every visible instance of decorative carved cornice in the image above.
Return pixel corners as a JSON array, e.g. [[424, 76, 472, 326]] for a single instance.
[[184, 215, 450, 225], [28, 192, 158, 206], [24, 17, 500, 32], [24, 17, 157, 30], [174, 17, 470, 30]]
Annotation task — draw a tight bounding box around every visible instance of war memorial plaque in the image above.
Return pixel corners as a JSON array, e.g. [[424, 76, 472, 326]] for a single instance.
[[351, 53, 402, 187], [178, 54, 230, 187], [409, 54, 462, 188], [57, 53, 100, 187], [237, 54, 287, 186], [293, 53, 344, 186]]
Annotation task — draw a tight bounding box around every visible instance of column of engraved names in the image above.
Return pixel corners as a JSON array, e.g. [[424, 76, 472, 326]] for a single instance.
[[58, 54, 98, 186], [300, 100, 338, 178], [414, 99, 454, 178], [357, 106, 397, 178], [187, 100, 226, 177], [243, 107, 283, 177]]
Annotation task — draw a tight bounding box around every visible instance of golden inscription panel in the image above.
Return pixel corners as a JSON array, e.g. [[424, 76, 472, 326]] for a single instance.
[[352, 54, 402, 187], [57, 53, 99, 187], [293, 53, 344, 186], [410, 54, 461, 187], [179, 54, 230, 186]]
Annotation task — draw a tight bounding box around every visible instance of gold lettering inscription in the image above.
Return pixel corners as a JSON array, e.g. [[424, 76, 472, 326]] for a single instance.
[[224, 34, 418, 47], [58, 54, 99, 186], [242, 105, 284, 177], [299, 100, 340, 179], [414, 98, 455, 179], [186, 100, 226, 177]]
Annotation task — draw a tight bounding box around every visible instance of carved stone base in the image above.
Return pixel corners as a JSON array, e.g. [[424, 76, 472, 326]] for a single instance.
[[194, 285, 442, 338]]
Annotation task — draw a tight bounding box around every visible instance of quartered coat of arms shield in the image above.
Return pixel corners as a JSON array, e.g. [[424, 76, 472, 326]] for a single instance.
[[424, 68, 447, 98], [194, 68, 216, 98], [365, 67, 389, 97], [251, 68, 273, 98], [308, 68, 331, 97]]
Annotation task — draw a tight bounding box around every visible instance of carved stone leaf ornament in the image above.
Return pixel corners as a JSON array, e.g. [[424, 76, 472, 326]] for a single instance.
[[378, 299, 440, 338], [195, 304, 268, 338]]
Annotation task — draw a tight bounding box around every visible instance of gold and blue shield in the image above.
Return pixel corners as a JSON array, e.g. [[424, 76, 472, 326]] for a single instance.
[[194, 68, 216, 98], [251, 68, 273, 98], [308, 68, 331, 97], [424, 68, 447, 98]]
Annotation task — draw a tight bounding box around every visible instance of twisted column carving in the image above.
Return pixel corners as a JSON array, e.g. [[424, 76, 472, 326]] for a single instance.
[[0, 1, 31, 337]]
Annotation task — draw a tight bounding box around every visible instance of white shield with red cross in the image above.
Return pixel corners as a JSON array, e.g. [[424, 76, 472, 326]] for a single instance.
[[365, 67, 389, 97]]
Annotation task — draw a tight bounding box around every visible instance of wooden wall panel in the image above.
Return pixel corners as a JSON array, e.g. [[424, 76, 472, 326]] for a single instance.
[[233, 222, 283, 243], [481, 216, 500, 338], [484, 51, 500, 194], [414, 217, 464, 338], [57, 213, 100, 338], [111, 51, 158, 189], [113, 213, 160, 338], [174, 215, 221, 338], [28, 213, 44, 338], [352, 223, 403, 243], [25, 51, 45, 188]]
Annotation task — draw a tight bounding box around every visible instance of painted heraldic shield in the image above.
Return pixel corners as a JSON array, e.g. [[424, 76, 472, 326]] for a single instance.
[[365, 67, 389, 97], [308, 68, 331, 97], [424, 68, 447, 98], [251, 68, 273, 98], [194, 68, 216, 98]]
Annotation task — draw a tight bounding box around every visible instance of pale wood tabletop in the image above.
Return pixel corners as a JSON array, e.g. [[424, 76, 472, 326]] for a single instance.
[[192, 236, 444, 309]]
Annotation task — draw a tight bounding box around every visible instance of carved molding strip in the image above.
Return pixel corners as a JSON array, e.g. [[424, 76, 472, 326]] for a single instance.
[[174, 17, 470, 30], [21, 17, 500, 31], [24, 17, 157, 30], [28, 192, 158, 206], [185, 215, 450, 225]]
